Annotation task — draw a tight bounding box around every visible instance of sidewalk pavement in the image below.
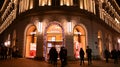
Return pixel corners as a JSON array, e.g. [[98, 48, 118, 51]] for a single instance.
[[0, 58, 120, 67]]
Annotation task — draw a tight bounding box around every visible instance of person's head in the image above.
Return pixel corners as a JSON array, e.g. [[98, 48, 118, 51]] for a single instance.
[[87, 46, 89, 48], [80, 48, 83, 50], [61, 46, 64, 50]]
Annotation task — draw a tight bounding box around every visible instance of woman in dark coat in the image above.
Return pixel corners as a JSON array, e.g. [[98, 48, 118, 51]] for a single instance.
[[79, 48, 85, 65]]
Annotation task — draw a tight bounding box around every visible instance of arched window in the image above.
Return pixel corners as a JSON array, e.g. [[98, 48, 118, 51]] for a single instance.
[[25, 25, 37, 58], [44, 23, 64, 61], [73, 25, 86, 59]]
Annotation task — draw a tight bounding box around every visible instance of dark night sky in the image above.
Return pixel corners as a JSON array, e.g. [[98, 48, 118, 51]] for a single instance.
[[0, 0, 120, 9], [116, 0, 120, 7], [0, 0, 4, 9]]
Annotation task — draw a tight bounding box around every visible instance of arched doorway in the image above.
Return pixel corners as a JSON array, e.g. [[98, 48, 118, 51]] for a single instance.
[[44, 23, 64, 60], [73, 25, 86, 59], [25, 25, 37, 58], [98, 31, 103, 58]]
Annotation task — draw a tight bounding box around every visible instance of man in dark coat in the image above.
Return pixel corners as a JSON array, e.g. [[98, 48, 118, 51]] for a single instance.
[[104, 49, 110, 63], [86, 46, 92, 65], [79, 48, 85, 65], [111, 49, 118, 64], [52, 47, 58, 67], [59, 46, 67, 67]]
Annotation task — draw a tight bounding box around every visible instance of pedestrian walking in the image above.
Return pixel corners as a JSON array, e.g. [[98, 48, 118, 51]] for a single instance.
[[111, 49, 118, 64], [59, 46, 67, 67], [52, 47, 58, 67], [79, 48, 85, 65], [104, 49, 110, 63], [48, 47, 54, 64], [86, 46, 92, 65]]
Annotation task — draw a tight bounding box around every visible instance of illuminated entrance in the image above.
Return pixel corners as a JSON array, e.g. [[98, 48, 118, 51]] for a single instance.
[[73, 25, 86, 59], [25, 25, 37, 58], [45, 23, 63, 60]]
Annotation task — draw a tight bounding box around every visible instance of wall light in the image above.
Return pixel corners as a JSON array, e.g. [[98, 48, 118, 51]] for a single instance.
[[4, 41, 8, 46], [38, 22, 43, 33], [118, 39, 120, 43], [4, 40, 10, 47], [67, 22, 72, 33]]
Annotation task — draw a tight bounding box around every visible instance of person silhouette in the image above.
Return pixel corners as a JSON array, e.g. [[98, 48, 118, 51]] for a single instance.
[[86, 46, 92, 65], [104, 49, 110, 63], [111, 49, 118, 64], [79, 48, 85, 65], [59, 46, 67, 67], [52, 47, 58, 67]]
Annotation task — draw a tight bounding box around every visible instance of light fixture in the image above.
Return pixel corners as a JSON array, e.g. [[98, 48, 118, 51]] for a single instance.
[[67, 22, 72, 33], [38, 22, 42, 33], [118, 39, 120, 43], [4, 40, 10, 47], [4, 41, 8, 47]]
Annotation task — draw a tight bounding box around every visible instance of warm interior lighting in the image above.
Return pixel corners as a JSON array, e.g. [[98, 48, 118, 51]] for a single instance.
[[48, 43, 52, 47], [67, 22, 72, 33], [30, 43, 36, 57], [47, 25, 62, 33], [74, 32, 82, 35], [38, 22, 42, 33], [30, 32, 36, 35], [30, 43, 36, 50]]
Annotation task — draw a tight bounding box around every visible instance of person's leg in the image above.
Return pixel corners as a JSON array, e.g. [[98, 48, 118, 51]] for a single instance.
[[106, 57, 108, 63], [90, 56, 92, 64], [80, 59, 82, 65], [83, 58, 84, 64], [88, 57, 90, 65], [61, 59, 64, 67], [114, 58, 116, 64]]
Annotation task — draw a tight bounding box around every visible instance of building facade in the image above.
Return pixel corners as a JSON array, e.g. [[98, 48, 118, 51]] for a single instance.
[[0, 0, 120, 61]]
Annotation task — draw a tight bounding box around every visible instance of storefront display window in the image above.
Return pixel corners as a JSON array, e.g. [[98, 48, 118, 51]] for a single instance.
[[45, 23, 63, 60], [25, 25, 37, 58], [73, 25, 86, 59]]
